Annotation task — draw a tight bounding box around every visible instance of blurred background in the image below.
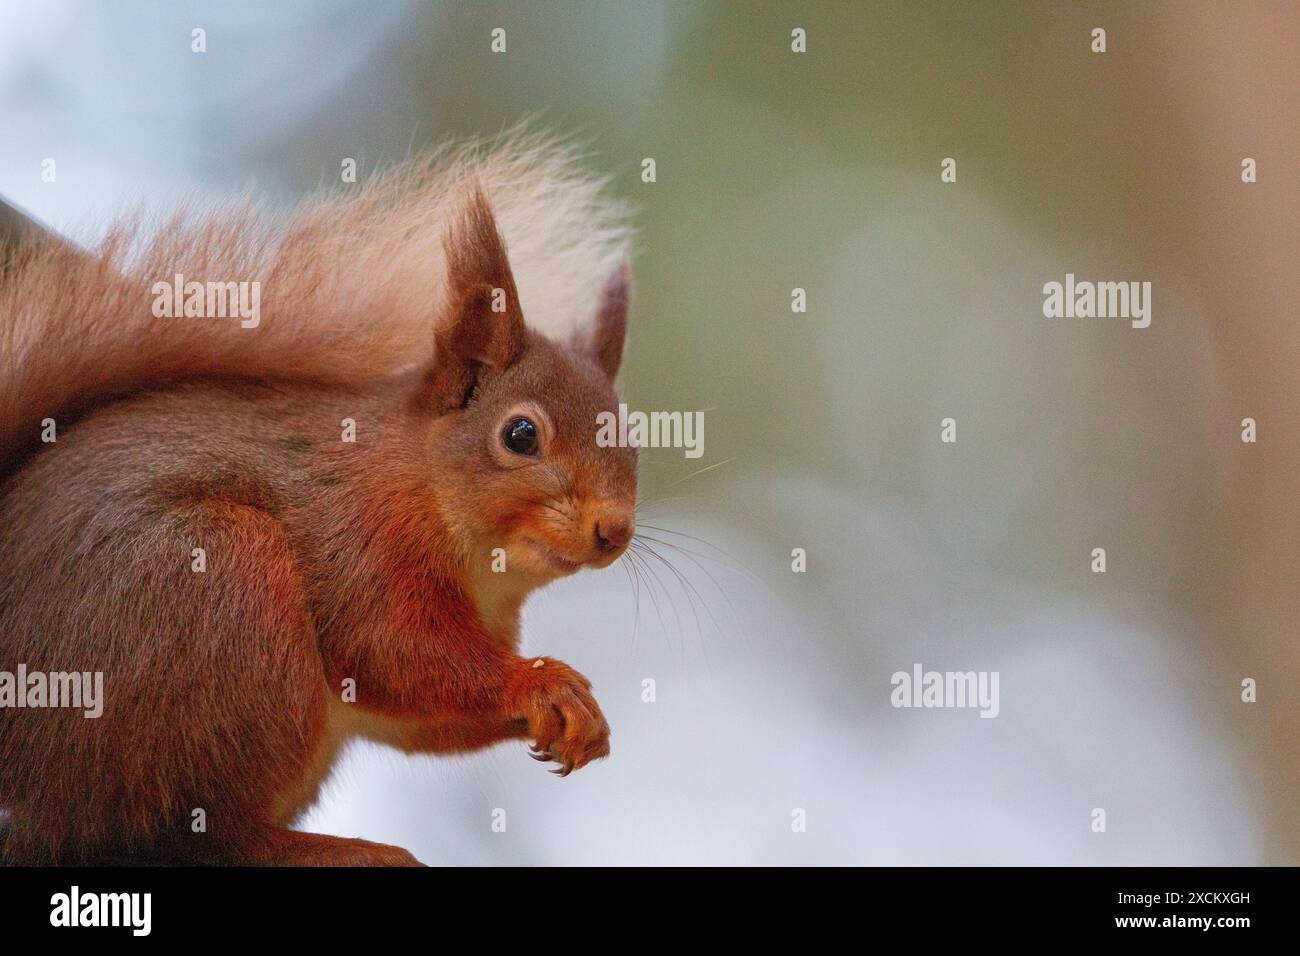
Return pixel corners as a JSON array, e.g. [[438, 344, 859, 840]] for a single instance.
[[1, 0, 1295, 864]]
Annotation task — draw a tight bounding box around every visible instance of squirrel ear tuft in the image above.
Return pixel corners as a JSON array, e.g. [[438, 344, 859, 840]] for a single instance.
[[589, 259, 630, 382], [426, 185, 526, 413]]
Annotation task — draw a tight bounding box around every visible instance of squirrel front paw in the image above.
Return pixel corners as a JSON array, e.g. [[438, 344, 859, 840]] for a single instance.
[[505, 657, 610, 776]]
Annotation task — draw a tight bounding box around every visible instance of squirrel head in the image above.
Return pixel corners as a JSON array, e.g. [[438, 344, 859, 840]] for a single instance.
[[418, 186, 637, 581]]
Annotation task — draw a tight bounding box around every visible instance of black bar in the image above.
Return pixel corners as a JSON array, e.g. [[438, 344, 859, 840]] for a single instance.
[[0, 866, 1288, 941]]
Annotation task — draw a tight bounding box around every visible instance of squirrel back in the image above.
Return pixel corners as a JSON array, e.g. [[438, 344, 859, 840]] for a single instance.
[[0, 131, 630, 477]]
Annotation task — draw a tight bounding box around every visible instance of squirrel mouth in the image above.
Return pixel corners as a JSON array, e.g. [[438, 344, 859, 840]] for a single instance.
[[524, 539, 582, 574]]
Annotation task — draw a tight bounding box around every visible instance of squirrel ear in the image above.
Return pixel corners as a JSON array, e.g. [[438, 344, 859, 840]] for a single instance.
[[426, 186, 526, 413], [589, 259, 630, 381]]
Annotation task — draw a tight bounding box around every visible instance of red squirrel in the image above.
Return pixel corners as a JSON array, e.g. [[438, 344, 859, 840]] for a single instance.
[[0, 138, 636, 865]]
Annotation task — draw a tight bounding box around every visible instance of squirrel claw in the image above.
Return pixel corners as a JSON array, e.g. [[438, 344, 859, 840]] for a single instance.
[[512, 657, 610, 777]]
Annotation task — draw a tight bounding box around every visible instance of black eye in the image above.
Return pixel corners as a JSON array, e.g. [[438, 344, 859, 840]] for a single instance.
[[502, 417, 539, 456]]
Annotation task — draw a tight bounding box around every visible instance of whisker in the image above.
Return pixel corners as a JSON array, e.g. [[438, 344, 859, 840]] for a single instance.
[[618, 555, 641, 654], [631, 541, 691, 655], [660, 456, 734, 491], [630, 539, 724, 673], [632, 456, 737, 512], [626, 543, 687, 661], [534, 500, 576, 523], [635, 488, 736, 512], [624, 546, 667, 636], [633, 532, 739, 618], [634, 523, 762, 586], [632, 538, 719, 643]]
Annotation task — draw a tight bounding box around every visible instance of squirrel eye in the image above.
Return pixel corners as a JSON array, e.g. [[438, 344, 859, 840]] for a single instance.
[[501, 417, 539, 456]]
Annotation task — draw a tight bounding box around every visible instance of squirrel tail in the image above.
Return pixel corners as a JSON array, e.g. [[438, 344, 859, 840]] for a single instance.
[[0, 129, 631, 476]]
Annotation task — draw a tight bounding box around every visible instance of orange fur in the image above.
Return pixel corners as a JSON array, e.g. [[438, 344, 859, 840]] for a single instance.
[[0, 136, 636, 866]]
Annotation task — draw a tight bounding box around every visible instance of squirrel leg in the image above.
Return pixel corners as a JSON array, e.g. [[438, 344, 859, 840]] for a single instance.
[[0, 498, 332, 864], [342, 656, 610, 776], [237, 826, 423, 867], [395, 716, 531, 754], [392, 657, 610, 774]]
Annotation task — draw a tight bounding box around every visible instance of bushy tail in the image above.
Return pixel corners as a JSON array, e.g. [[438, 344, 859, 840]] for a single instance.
[[0, 130, 631, 475]]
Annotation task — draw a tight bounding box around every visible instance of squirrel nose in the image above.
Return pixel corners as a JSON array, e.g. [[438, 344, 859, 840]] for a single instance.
[[594, 512, 633, 554]]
